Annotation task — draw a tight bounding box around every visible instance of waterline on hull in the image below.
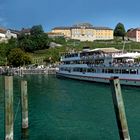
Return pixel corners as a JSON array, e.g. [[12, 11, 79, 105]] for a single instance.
[[56, 72, 140, 86]]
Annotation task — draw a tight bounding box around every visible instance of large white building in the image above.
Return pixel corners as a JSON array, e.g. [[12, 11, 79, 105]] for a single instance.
[[51, 23, 114, 41]]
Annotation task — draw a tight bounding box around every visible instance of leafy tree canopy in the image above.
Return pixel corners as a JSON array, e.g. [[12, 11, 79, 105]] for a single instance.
[[30, 25, 44, 35], [114, 23, 126, 39], [0, 43, 8, 57], [18, 25, 50, 52], [8, 48, 32, 67]]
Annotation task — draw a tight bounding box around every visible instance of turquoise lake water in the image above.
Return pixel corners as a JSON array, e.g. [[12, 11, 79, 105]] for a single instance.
[[0, 75, 140, 140]]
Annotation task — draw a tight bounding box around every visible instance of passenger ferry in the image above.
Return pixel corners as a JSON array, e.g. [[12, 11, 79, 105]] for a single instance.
[[57, 47, 140, 86]]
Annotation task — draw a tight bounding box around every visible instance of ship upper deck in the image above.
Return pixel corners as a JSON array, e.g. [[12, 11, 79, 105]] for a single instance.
[[60, 48, 121, 62], [60, 48, 140, 66]]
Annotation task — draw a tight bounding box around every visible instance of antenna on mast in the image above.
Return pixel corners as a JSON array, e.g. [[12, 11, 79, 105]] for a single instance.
[[122, 41, 126, 53]]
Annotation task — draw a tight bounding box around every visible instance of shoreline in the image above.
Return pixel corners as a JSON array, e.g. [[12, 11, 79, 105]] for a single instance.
[[0, 67, 58, 75]]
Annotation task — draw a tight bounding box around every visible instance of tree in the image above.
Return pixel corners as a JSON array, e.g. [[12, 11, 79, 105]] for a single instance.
[[19, 36, 35, 52], [18, 25, 50, 52], [23, 53, 32, 65], [8, 48, 32, 67], [30, 25, 50, 50], [114, 23, 126, 40], [0, 43, 8, 57], [30, 33, 50, 50], [30, 25, 44, 36]]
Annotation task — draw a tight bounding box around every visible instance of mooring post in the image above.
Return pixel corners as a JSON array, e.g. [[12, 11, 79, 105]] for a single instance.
[[21, 80, 28, 137], [110, 77, 130, 140], [5, 76, 13, 140]]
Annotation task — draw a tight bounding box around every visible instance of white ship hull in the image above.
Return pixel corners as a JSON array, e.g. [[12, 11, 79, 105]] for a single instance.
[[57, 71, 140, 86], [58, 47, 140, 86]]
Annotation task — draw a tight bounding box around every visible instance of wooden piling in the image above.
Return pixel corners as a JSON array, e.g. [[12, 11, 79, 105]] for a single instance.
[[5, 76, 13, 140], [21, 80, 28, 137], [110, 77, 130, 140]]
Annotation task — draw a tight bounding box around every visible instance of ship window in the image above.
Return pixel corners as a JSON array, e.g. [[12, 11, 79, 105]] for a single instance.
[[60, 68, 64, 71], [80, 68, 83, 72], [122, 69, 129, 74], [92, 69, 96, 73], [65, 61, 70, 64], [96, 69, 100, 73], [70, 61, 72, 64], [105, 69, 108, 73], [65, 68, 71, 72], [78, 68, 81, 72], [108, 69, 114, 73], [115, 69, 121, 74], [76, 61, 79, 64], [83, 68, 86, 72], [80, 61, 83, 64], [130, 69, 137, 74], [87, 69, 92, 72], [73, 68, 77, 72]]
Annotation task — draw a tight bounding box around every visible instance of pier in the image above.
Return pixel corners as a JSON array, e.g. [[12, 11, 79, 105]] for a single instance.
[[0, 67, 58, 75], [21, 68, 57, 75]]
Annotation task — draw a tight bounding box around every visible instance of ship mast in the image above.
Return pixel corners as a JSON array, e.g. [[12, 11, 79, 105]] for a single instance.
[[122, 41, 126, 53]]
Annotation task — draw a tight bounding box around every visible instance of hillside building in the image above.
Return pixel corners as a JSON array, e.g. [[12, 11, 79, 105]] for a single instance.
[[51, 23, 113, 41], [0, 27, 20, 42], [127, 28, 140, 42]]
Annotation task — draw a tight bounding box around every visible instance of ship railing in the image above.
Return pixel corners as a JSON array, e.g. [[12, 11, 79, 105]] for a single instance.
[[80, 54, 111, 60], [87, 64, 140, 68]]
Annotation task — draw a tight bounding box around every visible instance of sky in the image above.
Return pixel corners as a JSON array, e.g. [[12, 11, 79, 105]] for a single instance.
[[0, 0, 140, 32]]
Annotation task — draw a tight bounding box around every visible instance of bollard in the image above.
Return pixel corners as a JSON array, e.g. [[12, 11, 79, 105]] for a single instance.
[[110, 77, 130, 140], [21, 80, 28, 138], [5, 76, 13, 140]]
